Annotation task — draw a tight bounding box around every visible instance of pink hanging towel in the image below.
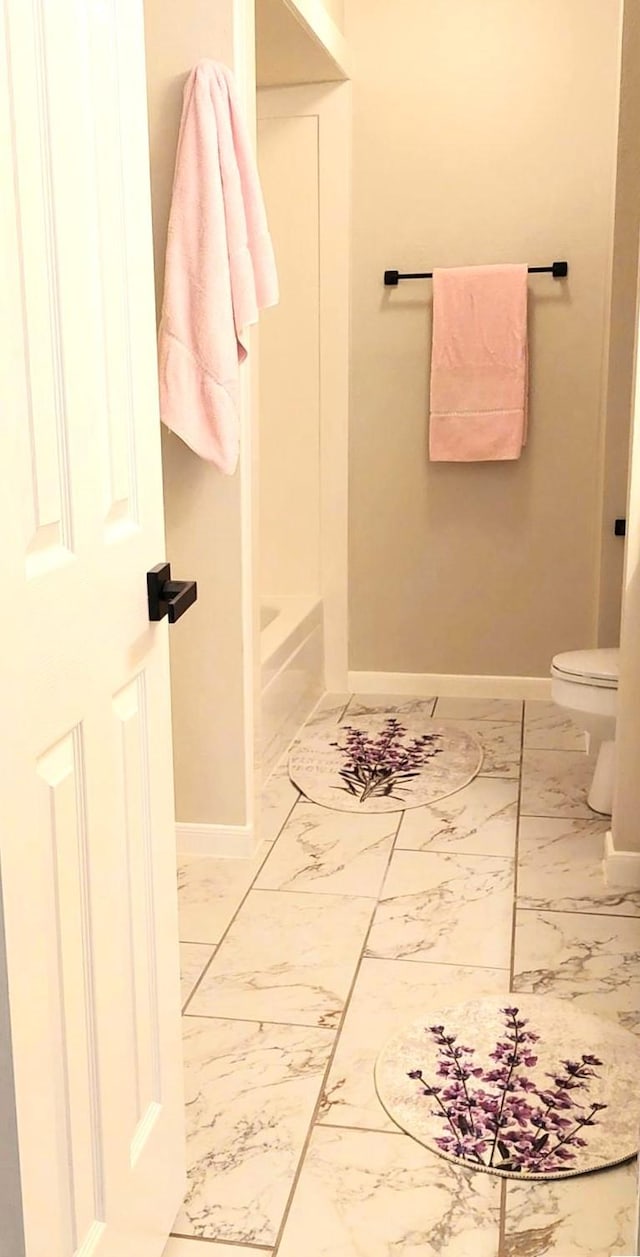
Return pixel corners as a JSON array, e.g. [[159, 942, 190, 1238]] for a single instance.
[[158, 61, 278, 474], [429, 264, 528, 462]]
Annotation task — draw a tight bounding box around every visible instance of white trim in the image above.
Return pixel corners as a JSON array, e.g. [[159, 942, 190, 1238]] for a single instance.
[[258, 84, 350, 692], [232, 0, 254, 102], [176, 822, 256, 859], [603, 830, 640, 889], [236, 0, 260, 838], [317, 81, 350, 691], [347, 671, 552, 701], [636, 1158, 640, 1257], [593, 2, 627, 645]]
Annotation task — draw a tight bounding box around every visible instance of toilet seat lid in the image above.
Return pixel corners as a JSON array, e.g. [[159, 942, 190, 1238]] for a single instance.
[[551, 647, 619, 689]]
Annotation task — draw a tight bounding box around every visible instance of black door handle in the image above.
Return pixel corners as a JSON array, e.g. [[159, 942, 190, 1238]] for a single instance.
[[147, 563, 198, 624]]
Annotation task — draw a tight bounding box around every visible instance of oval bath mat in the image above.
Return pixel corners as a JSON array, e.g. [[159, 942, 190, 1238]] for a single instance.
[[375, 995, 640, 1180], [288, 714, 483, 813]]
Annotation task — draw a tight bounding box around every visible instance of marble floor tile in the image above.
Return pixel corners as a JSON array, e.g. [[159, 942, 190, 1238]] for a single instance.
[[276, 1125, 501, 1257], [518, 816, 640, 916], [170, 689, 640, 1256], [434, 696, 523, 722], [319, 957, 509, 1132], [175, 1017, 332, 1246], [261, 759, 299, 846], [512, 908, 640, 1034], [397, 776, 518, 857], [503, 1159, 638, 1256], [520, 749, 596, 819], [255, 800, 398, 897], [180, 942, 215, 1008], [440, 718, 522, 778], [344, 693, 437, 719], [178, 847, 268, 945], [524, 700, 587, 752], [366, 850, 514, 968], [188, 889, 374, 1028], [165, 1241, 265, 1256]]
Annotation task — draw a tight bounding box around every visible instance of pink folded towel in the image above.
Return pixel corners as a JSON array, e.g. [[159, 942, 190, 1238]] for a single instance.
[[429, 264, 528, 462], [159, 61, 278, 474]]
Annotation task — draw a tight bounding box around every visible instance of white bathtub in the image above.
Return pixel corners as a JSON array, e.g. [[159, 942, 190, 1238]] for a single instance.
[[260, 595, 324, 782]]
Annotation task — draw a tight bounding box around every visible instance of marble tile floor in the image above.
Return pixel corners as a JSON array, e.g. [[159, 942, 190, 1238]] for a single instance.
[[166, 693, 640, 1257]]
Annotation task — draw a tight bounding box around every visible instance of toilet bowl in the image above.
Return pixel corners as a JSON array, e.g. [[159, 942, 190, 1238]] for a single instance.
[[550, 647, 619, 815]]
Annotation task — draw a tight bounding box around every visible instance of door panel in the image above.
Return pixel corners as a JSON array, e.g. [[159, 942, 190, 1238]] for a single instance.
[[112, 675, 162, 1149], [0, 0, 185, 1253], [36, 727, 104, 1252]]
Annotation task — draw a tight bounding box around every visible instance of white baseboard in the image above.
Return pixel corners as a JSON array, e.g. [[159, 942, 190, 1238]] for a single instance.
[[176, 822, 256, 858], [347, 671, 552, 701], [603, 831, 640, 889]]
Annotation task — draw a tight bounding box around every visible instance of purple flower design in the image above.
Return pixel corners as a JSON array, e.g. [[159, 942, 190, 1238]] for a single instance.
[[330, 718, 443, 803], [407, 1007, 607, 1173]]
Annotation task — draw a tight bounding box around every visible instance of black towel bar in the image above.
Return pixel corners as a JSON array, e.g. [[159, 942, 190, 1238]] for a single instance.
[[383, 261, 569, 286]]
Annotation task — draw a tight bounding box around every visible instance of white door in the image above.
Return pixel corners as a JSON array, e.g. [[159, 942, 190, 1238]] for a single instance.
[[0, 2, 186, 1255]]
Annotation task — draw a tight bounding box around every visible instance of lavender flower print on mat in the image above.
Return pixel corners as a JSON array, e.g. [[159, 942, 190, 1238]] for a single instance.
[[409, 1009, 606, 1173], [332, 718, 443, 804], [289, 714, 483, 813], [375, 995, 640, 1180]]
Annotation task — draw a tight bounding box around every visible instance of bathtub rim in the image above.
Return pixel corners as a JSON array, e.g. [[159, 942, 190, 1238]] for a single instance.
[[260, 593, 323, 675]]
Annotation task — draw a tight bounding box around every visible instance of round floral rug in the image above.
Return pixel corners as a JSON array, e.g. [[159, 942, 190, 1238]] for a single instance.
[[288, 714, 483, 813], [375, 996, 640, 1180]]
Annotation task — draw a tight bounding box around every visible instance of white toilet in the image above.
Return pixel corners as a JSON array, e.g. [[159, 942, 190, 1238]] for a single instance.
[[550, 647, 619, 815]]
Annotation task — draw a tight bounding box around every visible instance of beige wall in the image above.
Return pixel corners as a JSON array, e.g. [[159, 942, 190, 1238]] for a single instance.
[[258, 111, 321, 597], [598, 0, 640, 647], [348, 0, 623, 677], [144, 0, 233, 313], [144, 0, 252, 826]]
